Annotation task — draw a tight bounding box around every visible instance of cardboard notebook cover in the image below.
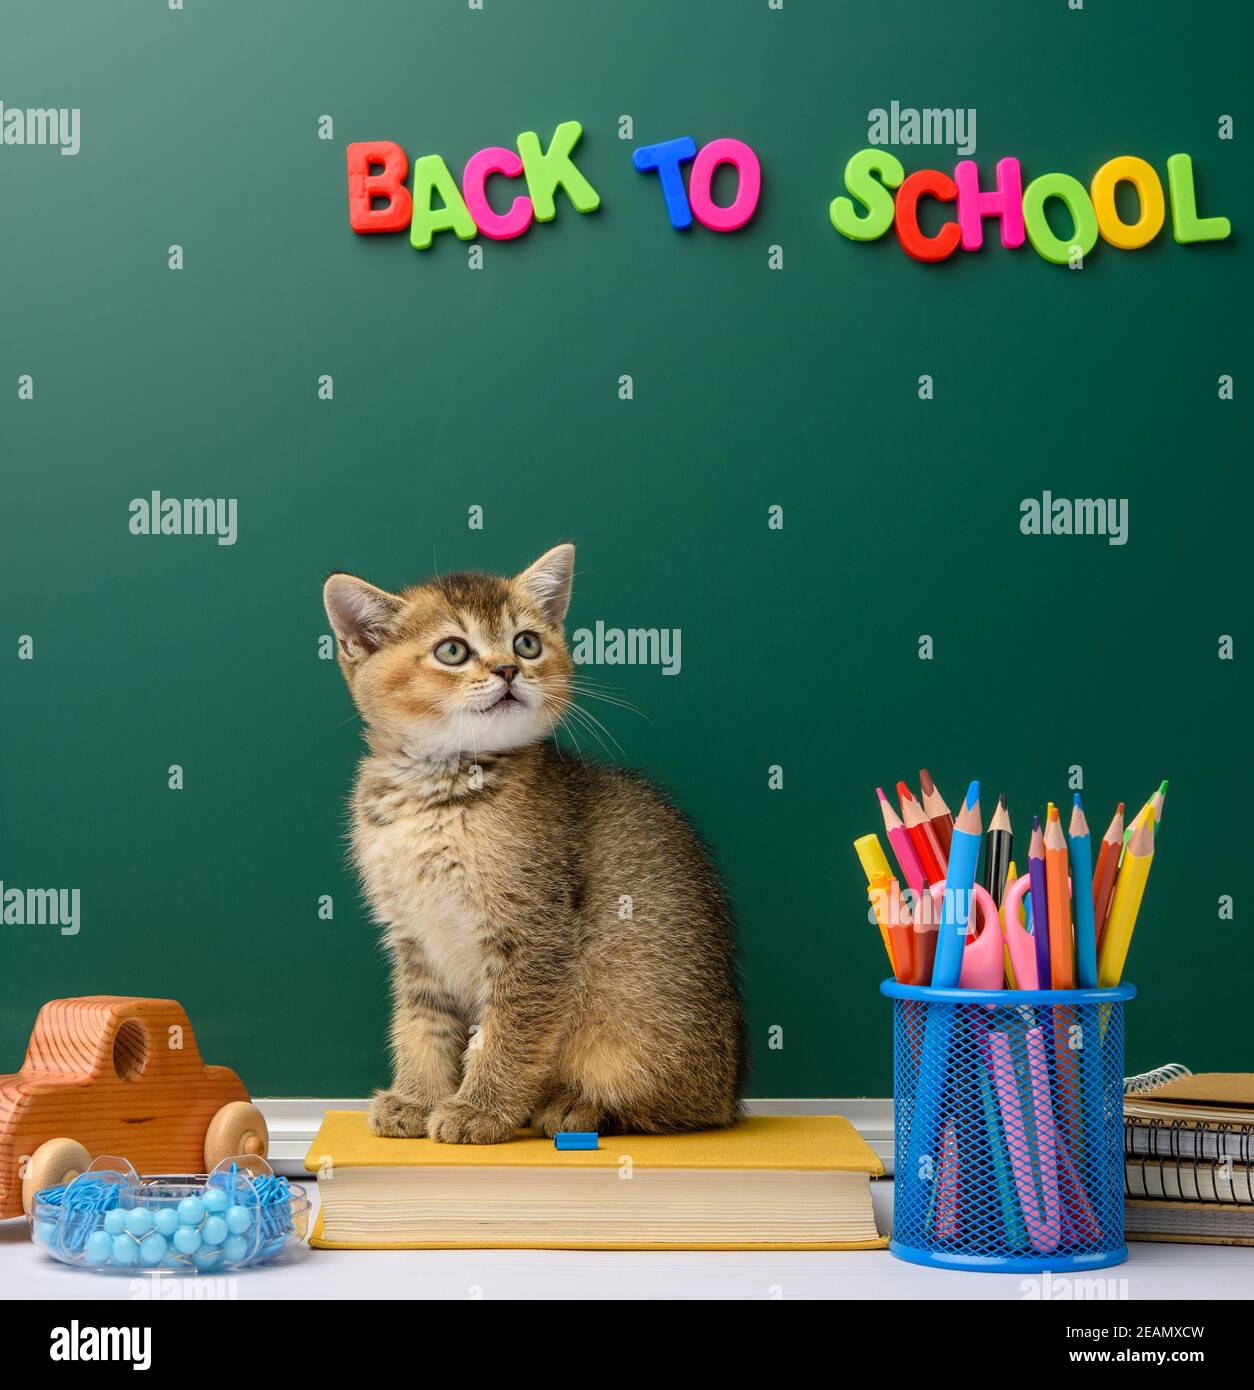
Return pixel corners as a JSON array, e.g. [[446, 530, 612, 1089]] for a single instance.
[[1138, 1073, 1254, 1110], [305, 1111, 888, 1251]]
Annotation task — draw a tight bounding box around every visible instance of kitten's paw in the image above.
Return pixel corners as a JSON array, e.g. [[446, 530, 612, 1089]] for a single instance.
[[532, 1100, 606, 1139], [426, 1098, 515, 1145], [368, 1089, 431, 1138]]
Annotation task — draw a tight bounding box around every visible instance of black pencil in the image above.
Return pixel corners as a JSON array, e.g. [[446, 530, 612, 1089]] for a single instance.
[[983, 793, 1014, 908]]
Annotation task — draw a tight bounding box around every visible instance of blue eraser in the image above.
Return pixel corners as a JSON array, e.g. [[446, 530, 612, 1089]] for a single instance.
[[554, 1132, 599, 1151]]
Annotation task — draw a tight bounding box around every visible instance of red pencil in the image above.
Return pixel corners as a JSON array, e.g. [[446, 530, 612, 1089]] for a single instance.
[[898, 781, 947, 885], [1092, 802, 1125, 947], [918, 768, 953, 867]]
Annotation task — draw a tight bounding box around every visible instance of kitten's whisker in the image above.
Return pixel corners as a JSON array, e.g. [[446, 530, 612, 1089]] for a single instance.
[[563, 702, 626, 759], [558, 706, 622, 761]]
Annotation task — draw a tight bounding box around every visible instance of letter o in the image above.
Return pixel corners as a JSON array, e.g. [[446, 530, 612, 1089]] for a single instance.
[[687, 138, 761, 232], [1090, 156, 1165, 250], [1022, 173, 1100, 265]]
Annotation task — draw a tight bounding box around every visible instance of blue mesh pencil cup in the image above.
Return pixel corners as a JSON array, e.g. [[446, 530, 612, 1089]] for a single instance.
[[882, 979, 1136, 1273]]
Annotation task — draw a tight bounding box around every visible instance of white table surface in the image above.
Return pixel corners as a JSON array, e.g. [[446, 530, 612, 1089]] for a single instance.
[[5, 1182, 1251, 1300]]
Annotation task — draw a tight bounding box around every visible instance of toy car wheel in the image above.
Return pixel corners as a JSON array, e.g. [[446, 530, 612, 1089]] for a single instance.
[[204, 1101, 268, 1169], [22, 1138, 92, 1216]]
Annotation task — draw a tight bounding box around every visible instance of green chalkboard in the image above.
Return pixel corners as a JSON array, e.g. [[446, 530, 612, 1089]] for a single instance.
[[2, 1, 1251, 1098]]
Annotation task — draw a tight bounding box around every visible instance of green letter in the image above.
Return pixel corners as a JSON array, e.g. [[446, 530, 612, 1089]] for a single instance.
[[409, 154, 477, 250], [516, 120, 600, 221], [1167, 153, 1231, 243], [829, 148, 904, 241], [1022, 172, 1099, 265]]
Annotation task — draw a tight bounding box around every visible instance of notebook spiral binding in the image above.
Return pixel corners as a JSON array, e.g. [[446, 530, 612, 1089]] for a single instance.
[[1122, 1062, 1192, 1096], [1124, 1128, 1254, 1206], [1124, 1117, 1254, 1167]]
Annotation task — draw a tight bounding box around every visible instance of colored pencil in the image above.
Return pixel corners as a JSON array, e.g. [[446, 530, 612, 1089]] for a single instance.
[[1091, 803, 1125, 947], [1002, 857, 1020, 988], [932, 781, 981, 989], [870, 873, 914, 983], [854, 834, 911, 981], [983, 793, 1014, 907], [1045, 804, 1074, 989], [912, 879, 938, 986], [1027, 816, 1051, 989], [877, 787, 926, 896], [918, 768, 953, 864], [898, 781, 947, 884], [1069, 795, 1099, 990], [1098, 811, 1156, 986], [1121, 779, 1166, 865]]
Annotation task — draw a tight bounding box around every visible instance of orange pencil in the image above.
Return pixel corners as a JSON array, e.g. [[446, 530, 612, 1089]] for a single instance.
[[898, 781, 947, 884], [918, 769, 953, 865], [1091, 802, 1125, 947], [870, 874, 915, 984], [1045, 804, 1074, 988]]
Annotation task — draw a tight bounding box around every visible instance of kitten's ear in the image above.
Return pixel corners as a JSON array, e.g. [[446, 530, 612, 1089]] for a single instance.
[[323, 573, 404, 660], [516, 544, 575, 625]]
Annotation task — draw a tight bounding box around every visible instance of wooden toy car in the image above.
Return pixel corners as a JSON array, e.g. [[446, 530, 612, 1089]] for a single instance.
[[0, 996, 268, 1217]]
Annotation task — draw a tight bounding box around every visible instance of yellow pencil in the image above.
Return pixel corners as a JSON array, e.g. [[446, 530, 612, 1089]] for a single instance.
[[1002, 858, 1020, 988], [1098, 810, 1156, 986]]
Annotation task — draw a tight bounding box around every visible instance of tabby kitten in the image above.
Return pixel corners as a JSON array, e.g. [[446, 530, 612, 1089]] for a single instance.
[[323, 545, 745, 1144]]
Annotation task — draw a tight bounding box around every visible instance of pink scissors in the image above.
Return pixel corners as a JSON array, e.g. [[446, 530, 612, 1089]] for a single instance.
[[923, 881, 1006, 988]]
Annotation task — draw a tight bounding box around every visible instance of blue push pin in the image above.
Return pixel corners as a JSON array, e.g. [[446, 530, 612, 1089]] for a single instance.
[[554, 1132, 599, 1151]]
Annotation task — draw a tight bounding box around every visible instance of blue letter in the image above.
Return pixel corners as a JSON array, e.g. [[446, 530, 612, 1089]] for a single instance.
[[632, 136, 698, 228]]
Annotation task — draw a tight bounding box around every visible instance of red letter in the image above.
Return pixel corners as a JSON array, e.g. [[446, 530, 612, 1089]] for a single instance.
[[895, 169, 961, 262], [346, 141, 412, 233]]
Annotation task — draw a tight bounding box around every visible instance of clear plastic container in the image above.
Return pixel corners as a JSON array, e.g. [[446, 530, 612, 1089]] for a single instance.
[[29, 1153, 309, 1273]]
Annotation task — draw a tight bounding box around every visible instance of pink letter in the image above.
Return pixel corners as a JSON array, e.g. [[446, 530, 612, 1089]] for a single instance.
[[462, 146, 533, 240], [687, 138, 761, 232], [954, 157, 1025, 250]]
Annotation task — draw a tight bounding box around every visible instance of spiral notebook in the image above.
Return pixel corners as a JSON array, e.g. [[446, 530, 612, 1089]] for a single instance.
[[1122, 1066, 1254, 1244]]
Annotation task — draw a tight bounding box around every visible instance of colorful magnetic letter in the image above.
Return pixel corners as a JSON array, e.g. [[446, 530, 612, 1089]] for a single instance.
[[1166, 153, 1231, 244], [829, 148, 904, 241], [346, 141, 412, 234], [954, 157, 1026, 251], [462, 146, 534, 240], [516, 120, 601, 222], [633, 137, 699, 228], [409, 154, 478, 250], [1022, 172, 1099, 264], [687, 138, 761, 232], [1090, 156, 1165, 249], [894, 169, 961, 262]]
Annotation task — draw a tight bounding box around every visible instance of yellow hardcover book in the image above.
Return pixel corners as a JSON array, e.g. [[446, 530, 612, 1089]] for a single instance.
[[305, 1112, 887, 1250]]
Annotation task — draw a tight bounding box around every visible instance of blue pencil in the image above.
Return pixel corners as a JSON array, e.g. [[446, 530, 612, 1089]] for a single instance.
[[1069, 795, 1099, 990], [905, 782, 981, 1199], [931, 780, 982, 988]]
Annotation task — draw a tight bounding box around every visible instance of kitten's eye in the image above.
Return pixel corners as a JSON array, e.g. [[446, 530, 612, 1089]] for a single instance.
[[433, 639, 470, 666], [513, 631, 542, 659]]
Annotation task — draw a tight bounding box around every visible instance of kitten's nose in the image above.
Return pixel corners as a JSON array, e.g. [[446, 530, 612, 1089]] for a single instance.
[[493, 664, 518, 685]]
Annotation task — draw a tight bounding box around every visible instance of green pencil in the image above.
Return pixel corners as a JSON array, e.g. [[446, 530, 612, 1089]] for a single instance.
[[1120, 779, 1167, 866]]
